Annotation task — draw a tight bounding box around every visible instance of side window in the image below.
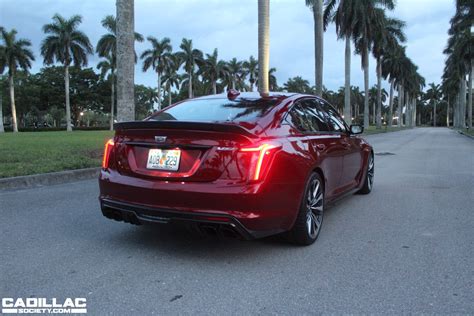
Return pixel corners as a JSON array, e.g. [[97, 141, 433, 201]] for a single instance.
[[319, 100, 347, 132], [303, 99, 330, 132], [286, 102, 312, 132]]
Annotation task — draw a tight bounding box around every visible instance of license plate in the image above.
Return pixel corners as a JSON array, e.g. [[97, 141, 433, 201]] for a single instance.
[[146, 149, 181, 171]]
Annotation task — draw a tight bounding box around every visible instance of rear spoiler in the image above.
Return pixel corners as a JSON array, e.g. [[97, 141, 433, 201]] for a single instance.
[[114, 120, 258, 139]]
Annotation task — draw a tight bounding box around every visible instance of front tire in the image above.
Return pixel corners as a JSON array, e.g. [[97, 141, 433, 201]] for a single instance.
[[288, 172, 324, 246], [358, 153, 374, 194]]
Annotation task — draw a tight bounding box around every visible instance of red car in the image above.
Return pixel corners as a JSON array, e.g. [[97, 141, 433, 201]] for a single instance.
[[99, 91, 373, 245]]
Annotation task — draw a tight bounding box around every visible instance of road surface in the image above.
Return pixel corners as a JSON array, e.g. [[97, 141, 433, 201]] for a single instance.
[[1, 128, 473, 314]]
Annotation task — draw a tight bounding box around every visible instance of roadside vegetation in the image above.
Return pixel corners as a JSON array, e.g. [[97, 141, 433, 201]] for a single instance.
[[0, 0, 470, 135], [0, 0, 471, 178], [0, 131, 112, 178]]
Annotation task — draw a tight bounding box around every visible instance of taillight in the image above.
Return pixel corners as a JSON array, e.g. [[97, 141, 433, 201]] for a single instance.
[[102, 139, 115, 169], [240, 142, 282, 181]]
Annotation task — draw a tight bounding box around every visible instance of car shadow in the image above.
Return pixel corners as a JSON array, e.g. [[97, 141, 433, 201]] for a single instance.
[[105, 221, 297, 262]]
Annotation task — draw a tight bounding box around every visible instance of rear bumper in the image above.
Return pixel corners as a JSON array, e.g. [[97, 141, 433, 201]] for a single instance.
[[99, 169, 305, 238], [100, 198, 274, 239]]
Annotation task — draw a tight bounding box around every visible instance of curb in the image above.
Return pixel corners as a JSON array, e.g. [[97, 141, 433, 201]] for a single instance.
[[457, 130, 474, 139], [0, 167, 100, 191]]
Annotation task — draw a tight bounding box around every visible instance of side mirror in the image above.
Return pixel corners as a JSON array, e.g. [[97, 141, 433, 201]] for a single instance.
[[350, 124, 363, 135]]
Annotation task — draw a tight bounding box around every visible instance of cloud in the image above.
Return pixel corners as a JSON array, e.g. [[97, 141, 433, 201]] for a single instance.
[[0, 0, 454, 93]]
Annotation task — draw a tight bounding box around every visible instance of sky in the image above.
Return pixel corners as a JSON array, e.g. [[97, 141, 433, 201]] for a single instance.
[[0, 0, 455, 93]]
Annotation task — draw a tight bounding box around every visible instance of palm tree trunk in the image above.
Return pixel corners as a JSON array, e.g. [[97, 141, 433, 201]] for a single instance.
[[168, 85, 172, 106], [454, 92, 459, 128], [212, 80, 217, 95], [0, 84, 4, 133], [258, 0, 270, 95], [363, 45, 369, 129], [116, 0, 135, 121], [376, 58, 382, 129], [64, 65, 72, 132], [406, 95, 411, 128], [232, 77, 236, 90], [372, 99, 375, 125], [433, 100, 437, 127], [313, 0, 323, 96], [468, 64, 472, 128], [157, 73, 162, 110], [343, 36, 351, 125], [110, 79, 115, 131], [188, 71, 193, 98], [388, 80, 394, 128], [405, 90, 409, 127], [8, 74, 18, 133], [460, 76, 466, 128], [446, 96, 450, 127], [398, 84, 403, 127], [8, 74, 18, 132]]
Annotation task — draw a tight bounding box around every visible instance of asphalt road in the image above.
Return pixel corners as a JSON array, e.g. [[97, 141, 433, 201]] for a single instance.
[[1, 127, 473, 315]]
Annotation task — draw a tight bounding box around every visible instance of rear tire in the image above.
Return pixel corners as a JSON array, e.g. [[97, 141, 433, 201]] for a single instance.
[[358, 153, 374, 194], [287, 172, 324, 246]]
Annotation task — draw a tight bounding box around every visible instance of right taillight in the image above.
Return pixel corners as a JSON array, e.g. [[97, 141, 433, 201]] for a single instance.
[[102, 139, 115, 169], [239, 142, 282, 182]]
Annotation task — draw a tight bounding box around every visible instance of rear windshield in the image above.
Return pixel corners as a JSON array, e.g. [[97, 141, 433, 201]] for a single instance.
[[149, 98, 278, 123]]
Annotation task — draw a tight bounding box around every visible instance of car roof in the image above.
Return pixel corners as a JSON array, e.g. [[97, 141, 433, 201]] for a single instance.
[[192, 91, 299, 101]]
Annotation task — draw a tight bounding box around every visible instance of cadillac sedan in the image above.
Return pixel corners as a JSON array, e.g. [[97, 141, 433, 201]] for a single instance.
[[99, 90, 373, 245]]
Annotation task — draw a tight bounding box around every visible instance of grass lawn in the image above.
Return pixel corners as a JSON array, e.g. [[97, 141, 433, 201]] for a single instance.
[[0, 130, 113, 178], [363, 125, 409, 135], [458, 128, 474, 137]]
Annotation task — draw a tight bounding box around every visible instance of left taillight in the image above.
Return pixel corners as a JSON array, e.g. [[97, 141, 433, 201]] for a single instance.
[[239, 142, 282, 182], [102, 139, 115, 169]]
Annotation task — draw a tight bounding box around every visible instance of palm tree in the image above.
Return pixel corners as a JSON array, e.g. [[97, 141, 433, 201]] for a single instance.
[[41, 14, 93, 131], [199, 48, 229, 94], [141, 37, 173, 109], [306, 0, 324, 96], [372, 12, 406, 129], [97, 55, 116, 130], [0, 28, 6, 133], [162, 57, 180, 107], [425, 83, 442, 127], [226, 58, 243, 90], [116, 0, 135, 121], [243, 56, 258, 92], [353, 0, 395, 129], [256, 67, 278, 91], [176, 38, 203, 99], [442, 1, 472, 129], [268, 67, 278, 91], [283, 76, 312, 94], [258, 0, 270, 95], [324, 0, 356, 125], [96, 15, 144, 60], [96, 15, 143, 125], [382, 44, 405, 127], [0, 28, 35, 132]]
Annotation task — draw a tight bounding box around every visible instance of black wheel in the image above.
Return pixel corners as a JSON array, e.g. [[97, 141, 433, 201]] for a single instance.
[[358, 153, 374, 194], [288, 172, 324, 245]]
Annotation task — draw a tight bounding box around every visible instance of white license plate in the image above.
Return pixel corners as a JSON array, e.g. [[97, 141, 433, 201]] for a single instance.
[[146, 149, 181, 171]]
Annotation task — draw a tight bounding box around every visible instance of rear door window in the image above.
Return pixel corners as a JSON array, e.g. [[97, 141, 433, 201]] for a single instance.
[[303, 99, 330, 132], [286, 100, 330, 133], [318, 100, 348, 132], [286, 102, 313, 132]]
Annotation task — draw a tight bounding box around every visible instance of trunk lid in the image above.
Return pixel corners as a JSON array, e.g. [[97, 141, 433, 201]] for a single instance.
[[112, 121, 258, 182]]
